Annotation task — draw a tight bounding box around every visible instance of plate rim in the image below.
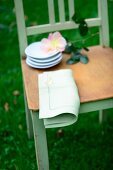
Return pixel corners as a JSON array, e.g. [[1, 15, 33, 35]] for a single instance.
[[27, 53, 62, 63], [26, 55, 62, 66], [25, 42, 60, 59], [26, 58, 62, 69]]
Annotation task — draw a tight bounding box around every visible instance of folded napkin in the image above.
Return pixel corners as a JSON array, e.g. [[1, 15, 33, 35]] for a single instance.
[[38, 69, 80, 128]]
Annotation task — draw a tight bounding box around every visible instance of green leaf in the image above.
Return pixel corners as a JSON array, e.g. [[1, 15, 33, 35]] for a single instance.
[[71, 45, 79, 52], [64, 44, 72, 54], [80, 55, 89, 64], [64, 43, 78, 54], [72, 12, 88, 36], [72, 53, 81, 61], [72, 13, 84, 24], [72, 13, 79, 24], [66, 53, 80, 65], [79, 21, 88, 36], [66, 58, 79, 64]]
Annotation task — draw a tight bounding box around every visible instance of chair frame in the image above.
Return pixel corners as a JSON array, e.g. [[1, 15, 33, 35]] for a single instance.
[[14, 0, 109, 57], [14, 0, 111, 169]]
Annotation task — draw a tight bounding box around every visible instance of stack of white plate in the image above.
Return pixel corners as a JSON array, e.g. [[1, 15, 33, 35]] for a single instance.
[[25, 42, 63, 69]]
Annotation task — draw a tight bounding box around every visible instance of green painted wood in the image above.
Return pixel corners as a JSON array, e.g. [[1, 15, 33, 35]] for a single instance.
[[79, 99, 113, 114], [99, 110, 107, 124], [24, 90, 33, 139], [26, 18, 101, 36], [14, 0, 27, 57], [14, 0, 32, 139], [31, 111, 49, 170], [58, 0, 65, 22], [98, 0, 109, 46], [68, 0, 75, 20], [47, 0, 55, 24]]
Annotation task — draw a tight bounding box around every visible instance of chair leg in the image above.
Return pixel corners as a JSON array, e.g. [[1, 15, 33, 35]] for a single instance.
[[99, 110, 107, 124], [31, 110, 49, 170], [24, 91, 33, 138]]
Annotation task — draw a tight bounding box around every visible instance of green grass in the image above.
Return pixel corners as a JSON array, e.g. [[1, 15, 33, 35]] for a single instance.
[[0, 0, 113, 169]]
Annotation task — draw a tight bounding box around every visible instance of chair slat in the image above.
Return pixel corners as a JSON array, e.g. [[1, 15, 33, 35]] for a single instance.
[[14, 0, 27, 57], [68, 0, 75, 19], [98, 0, 109, 46], [58, 0, 65, 22], [26, 18, 101, 36], [47, 0, 55, 24]]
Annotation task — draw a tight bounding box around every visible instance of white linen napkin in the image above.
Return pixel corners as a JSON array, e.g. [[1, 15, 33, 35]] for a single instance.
[[38, 69, 80, 128]]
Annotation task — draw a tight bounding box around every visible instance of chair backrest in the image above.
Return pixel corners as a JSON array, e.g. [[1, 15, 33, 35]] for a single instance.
[[14, 0, 109, 58]]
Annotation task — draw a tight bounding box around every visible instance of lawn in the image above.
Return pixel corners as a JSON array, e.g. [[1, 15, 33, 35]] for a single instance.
[[0, 0, 113, 169]]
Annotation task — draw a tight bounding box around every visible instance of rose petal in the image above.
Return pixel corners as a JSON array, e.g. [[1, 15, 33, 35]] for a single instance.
[[48, 33, 53, 40], [52, 32, 62, 39], [41, 32, 67, 53]]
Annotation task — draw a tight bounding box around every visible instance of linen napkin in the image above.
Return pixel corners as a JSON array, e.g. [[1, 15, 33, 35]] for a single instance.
[[38, 69, 80, 128]]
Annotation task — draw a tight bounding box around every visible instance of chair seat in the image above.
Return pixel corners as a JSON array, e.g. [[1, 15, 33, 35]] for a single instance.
[[21, 45, 113, 110]]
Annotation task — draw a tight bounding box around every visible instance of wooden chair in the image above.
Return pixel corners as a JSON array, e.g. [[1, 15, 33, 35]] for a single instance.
[[14, 0, 113, 169]]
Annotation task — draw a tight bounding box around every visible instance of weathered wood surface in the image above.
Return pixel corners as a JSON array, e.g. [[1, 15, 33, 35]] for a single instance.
[[21, 46, 113, 110]]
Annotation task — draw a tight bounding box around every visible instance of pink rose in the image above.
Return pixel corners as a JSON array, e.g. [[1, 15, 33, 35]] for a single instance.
[[41, 32, 67, 53]]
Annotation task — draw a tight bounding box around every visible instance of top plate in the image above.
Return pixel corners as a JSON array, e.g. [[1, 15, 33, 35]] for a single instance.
[[25, 42, 60, 59]]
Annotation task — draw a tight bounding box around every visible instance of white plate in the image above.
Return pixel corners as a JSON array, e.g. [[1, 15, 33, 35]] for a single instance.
[[26, 55, 62, 66], [28, 51, 61, 60], [26, 58, 62, 69], [25, 42, 60, 59], [27, 53, 62, 63]]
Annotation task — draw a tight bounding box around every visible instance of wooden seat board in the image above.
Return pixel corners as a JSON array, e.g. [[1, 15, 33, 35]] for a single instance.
[[21, 46, 113, 110]]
